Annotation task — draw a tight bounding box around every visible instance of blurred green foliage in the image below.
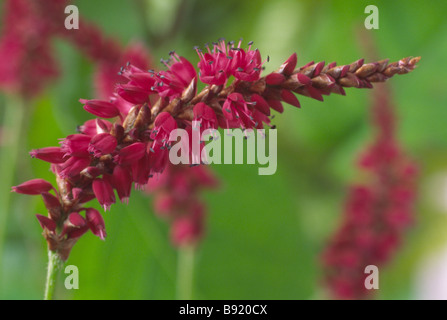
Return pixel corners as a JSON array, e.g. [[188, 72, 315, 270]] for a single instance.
[[1, 0, 447, 299]]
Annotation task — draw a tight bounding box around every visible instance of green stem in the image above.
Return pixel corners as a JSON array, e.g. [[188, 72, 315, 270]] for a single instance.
[[176, 245, 196, 300], [44, 250, 64, 300], [0, 95, 26, 273]]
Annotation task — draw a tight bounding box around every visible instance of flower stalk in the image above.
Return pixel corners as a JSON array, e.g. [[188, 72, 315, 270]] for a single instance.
[[176, 245, 196, 300], [44, 250, 64, 300]]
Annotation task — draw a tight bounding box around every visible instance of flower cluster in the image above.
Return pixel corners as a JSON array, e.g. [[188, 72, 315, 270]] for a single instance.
[[0, 0, 60, 97], [0, 0, 151, 99], [12, 178, 106, 260], [147, 163, 219, 247], [13, 37, 419, 260], [320, 83, 418, 299]]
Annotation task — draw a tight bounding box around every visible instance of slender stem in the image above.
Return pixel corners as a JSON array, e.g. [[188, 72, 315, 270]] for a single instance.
[[44, 250, 64, 300], [176, 245, 196, 300], [0, 95, 26, 272]]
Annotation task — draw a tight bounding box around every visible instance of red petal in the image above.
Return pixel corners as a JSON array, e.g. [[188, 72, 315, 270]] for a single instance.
[[154, 112, 177, 133], [281, 90, 301, 108], [295, 73, 311, 86], [265, 72, 286, 85], [12, 179, 53, 195], [86, 208, 107, 240], [279, 53, 298, 75], [313, 61, 325, 77], [250, 94, 270, 116], [80, 99, 120, 118], [306, 86, 324, 101], [36, 214, 56, 232], [112, 165, 132, 203], [114, 142, 146, 165], [267, 99, 284, 113], [68, 212, 86, 227], [29, 147, 67, 164]]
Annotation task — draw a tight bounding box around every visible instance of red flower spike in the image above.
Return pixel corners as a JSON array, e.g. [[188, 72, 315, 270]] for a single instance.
[[85, 208, 106, 240], [92, 178, 116, 211], [0, 0, 60, 98], [29, 147, 67, 164], [11, 28, 418, 260], [12, 179, 53, 195], [36, 214, 56, 232], [80, 99, 120, 118]]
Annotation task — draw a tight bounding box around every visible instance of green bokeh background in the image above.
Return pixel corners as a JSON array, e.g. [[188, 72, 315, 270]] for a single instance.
[[1, 0, 447, 299]]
